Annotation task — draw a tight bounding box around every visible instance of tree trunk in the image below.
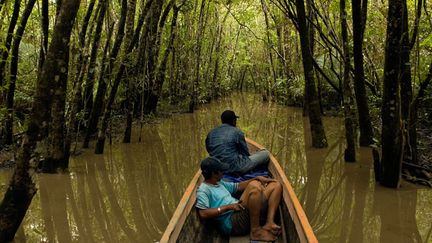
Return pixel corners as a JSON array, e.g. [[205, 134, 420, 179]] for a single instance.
[[95, 0, 145, 154], [122, 0, 137, 144], [67, 0, 96, 142], [38, 0, 49, 68], [66, 22, 114, 159], [340, 0, 356, 162], [142, 0, 168, 115], [380, 0, 405, 188], [0, 0, 21, 105], [401, 0, 422, 164], [295, 0, 328, 148], [408, 62, 432, 165], [151, 3, 180, 112], [0, 0, 80, 239], [189, 0, 206, 113], [4, 0, 36, 145], [351, 0, 374, 146], [261, 0, 277, 100], [84, 0, 133, 148], [82, 0, 108, 123], [71, 0, 96, 117]]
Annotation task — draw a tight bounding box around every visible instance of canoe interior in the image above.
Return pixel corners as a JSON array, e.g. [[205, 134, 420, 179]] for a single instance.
[[160, 139, 317, 243]]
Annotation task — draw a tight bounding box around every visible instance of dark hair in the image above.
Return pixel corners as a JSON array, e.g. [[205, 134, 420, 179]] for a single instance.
[[202, 170, 214, 180], [200, 157, 228, 179], [221, 110, 239, 124]]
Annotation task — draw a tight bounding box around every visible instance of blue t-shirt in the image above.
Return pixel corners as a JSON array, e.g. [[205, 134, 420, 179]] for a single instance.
[[196, 180, 239, 234]]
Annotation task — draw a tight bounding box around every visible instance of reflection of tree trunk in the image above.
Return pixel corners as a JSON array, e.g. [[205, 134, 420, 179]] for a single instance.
[[375, 189, 421, 243], [51, 176, 72, 243], [347, 161, 370, 243], [64, 170, 94, 242], [76, 168, 96, 241], [121, 146, 146, 241], [39, 177, 56, 242], [85, 160, 113, 242], [39, 175, 72, 243], [95, 157, 138, 242], [338, 175, 354, 243], [303, 151, 325, 222]]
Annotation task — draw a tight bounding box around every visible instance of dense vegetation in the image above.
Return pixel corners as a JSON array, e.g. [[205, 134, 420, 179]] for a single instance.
[[0, 0, 431, 240]]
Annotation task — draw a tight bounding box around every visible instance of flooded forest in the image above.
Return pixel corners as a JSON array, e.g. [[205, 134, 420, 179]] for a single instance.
[[0, 0, 431, 242]]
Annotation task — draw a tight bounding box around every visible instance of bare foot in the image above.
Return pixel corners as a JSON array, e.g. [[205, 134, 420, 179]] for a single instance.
[[250, 228, 277, 242], [263, 223, 281, 235]]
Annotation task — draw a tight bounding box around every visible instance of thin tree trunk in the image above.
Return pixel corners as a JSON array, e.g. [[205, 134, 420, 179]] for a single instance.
[[408, 61, 432, 166], [400, 1, 413, 163], [123, 0, 137, 144], [295, 0, 328, 148], [94, 1, 146, 154], [83, 0, 108, 123], [142, 0, 169, 114], [4, 0, 36, 145], [71, 0, 97, 114], [152, 3, 180, 109], [66, 22, 114, 159], [352, 0, 374, 146], [261, 0, 277, 100], [0, 0, 80, 239], [380, 0, 405, 188], [402, 0, 422, 164], [84, 0, 129, 148], [189, 0, 206, 113], [38, 0, 49, 69], [211, 5, 230, 99], [340, 0, 356, 162], [0, 0, 21, 104]]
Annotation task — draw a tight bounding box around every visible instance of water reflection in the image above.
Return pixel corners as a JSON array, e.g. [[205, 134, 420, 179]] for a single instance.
[[0, 93, 430, 242]]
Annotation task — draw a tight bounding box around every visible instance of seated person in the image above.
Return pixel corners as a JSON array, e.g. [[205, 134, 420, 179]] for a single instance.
[[205, 110, 270, 175], [196, 157, 282, 241]]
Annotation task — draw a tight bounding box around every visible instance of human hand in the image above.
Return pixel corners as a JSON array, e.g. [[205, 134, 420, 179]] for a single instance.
[[229, 201, 245, 211], [255, 176, 277, 185]]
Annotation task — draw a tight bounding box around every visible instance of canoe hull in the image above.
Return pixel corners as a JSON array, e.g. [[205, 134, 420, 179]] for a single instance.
[[160, 138, 317, 243]]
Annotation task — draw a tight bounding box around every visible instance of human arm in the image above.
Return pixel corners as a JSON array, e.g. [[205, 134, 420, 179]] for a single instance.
[[237, 131, 251, 156], [205, 135, 211, 154], [197, 202, 244, 220]]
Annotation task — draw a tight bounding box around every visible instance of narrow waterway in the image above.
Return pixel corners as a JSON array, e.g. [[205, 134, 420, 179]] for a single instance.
[[1, 93, 431, 243]]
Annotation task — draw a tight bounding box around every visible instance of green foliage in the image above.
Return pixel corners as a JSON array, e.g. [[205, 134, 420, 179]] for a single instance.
[[0, 0, 431, 136]]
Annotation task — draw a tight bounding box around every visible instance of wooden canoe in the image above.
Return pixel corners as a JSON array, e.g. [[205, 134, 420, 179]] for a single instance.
[[160, 138, 318, 243]]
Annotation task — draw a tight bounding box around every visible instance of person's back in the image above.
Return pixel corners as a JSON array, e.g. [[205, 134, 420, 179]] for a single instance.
[[206, 124, 251, 173], [205, 110, 270, 175]]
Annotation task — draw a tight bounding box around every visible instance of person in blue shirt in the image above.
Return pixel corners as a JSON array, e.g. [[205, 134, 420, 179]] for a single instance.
[[196, 157, 282, 241], [205, 110, 270, 175]]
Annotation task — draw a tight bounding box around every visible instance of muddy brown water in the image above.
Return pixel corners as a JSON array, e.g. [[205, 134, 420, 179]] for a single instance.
[[1, 93, 431, 243]]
